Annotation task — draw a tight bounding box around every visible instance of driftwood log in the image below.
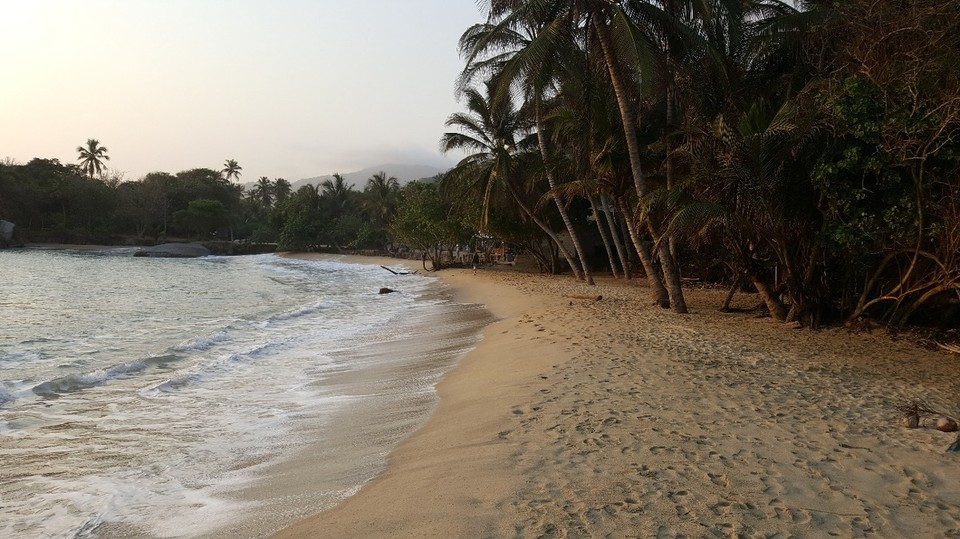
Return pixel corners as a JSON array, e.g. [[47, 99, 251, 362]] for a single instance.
[[380, 265, 416, 275]]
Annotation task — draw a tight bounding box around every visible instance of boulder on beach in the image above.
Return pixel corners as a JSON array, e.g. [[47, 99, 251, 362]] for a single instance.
[[134, 243, 211, 258]]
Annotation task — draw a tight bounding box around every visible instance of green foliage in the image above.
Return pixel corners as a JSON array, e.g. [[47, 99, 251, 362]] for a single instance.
[[390, 181, 473, 265], [174, 199, 228, 239], [275, 189, 324, 251]]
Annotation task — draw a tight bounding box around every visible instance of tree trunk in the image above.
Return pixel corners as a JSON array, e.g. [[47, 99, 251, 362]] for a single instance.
[[602, 195, 631, 279], [750, 272, 788, 321], [594, 16, 647, 202], [721, 271, 746, 312], [659, 241, 688, 313], [660, 84, 688, 313], [595, 14, 678, 303], [589, 195, 620, 278], [617, 197, 670, 306], [535, 104, 593, 284]]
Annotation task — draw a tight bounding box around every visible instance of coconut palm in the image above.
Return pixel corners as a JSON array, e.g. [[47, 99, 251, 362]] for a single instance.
[[363, 171, 401, 227], [76, 139, 109, 178], [468, 0, 687, 300], [250, 176, 274, 207], [459, 7, 596, 284], [273, 178, 292, 203], [221, 159, 242, 182], [320, 173, 355, 214], [441, 82, 583, 278]]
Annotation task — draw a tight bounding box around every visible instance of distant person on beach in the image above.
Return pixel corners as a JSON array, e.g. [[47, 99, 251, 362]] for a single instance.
[[472, 252, 480, 273]]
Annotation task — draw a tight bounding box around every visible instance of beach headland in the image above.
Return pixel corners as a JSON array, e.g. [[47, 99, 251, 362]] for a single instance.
[[275, 258, 960, 538]]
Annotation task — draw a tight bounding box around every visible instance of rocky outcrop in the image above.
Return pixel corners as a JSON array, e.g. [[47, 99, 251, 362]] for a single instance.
[[134, 243, 211, 258]]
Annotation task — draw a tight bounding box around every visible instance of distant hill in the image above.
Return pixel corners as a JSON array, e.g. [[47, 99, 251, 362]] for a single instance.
[[241, 164, 446, 193], [294, 163, 447, 191]]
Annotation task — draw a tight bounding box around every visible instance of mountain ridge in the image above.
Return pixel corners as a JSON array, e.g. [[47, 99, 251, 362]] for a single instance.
[[242, 163, 446, 193]]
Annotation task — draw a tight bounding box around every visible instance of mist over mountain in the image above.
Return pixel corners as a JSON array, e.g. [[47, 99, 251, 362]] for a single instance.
[[243, 164, 446, 193]]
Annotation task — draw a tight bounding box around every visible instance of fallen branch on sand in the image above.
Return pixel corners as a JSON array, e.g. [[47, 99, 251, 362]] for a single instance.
[[937, 342, 960, 355], [380, 265, 417, 275]]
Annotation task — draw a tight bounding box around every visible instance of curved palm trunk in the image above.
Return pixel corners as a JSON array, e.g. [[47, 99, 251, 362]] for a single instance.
[[593, 17, 646, 200], [617, 197, 670, 306], [589, 195, 620, 278], [603, 195, 631, 279], [649, 223, 688, 313], [659, 242, 688, 312], [535, 105, 593, 285], [505, 180, 581, 277], [750, 273, 788, 321], [594, 15, 685, 307], [662, 85, 687, 313]]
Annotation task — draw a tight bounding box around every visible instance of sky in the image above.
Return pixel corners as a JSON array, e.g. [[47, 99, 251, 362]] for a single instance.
[[1, 1, 486, 182]]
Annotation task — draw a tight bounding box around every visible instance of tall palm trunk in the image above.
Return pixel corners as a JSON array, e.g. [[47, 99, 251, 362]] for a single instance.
[[594, 15, 685, 309], [602, 195, 632, 279], [659, 86, 688, 312], [658, 236, 688, 312], [535, 104, 594, 284], [589, 195, 620, 278], [617, 197, 670, 306], [593, 17, 647, 202]]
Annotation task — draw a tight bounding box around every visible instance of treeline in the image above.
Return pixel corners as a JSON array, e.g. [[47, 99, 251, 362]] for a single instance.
[[0, 157, 415, 252], [431, 0, 959, 328]]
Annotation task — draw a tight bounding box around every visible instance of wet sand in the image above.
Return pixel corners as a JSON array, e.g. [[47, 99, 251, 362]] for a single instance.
[[271, 260, 960, 537]]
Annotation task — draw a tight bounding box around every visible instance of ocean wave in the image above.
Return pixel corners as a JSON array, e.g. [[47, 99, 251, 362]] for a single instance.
[[173, 331, 232, 352], [31, 359, 150, 397], [143, 341, 281, 394], [0, 349, 43, 364], [267, 301, 332, 323], [149, 371, 205, 393]]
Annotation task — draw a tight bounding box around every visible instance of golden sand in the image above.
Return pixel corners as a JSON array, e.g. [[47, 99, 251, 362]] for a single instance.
[[274, 261, 960, 538]]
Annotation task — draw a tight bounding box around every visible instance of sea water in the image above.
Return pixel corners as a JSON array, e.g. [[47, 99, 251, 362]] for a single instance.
[[0, 248, 491, 538]]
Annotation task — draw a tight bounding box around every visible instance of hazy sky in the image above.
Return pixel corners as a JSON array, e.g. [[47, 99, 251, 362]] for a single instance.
[[1, 1, 485, 182]]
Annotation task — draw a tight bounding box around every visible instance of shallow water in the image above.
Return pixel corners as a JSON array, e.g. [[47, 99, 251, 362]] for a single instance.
[[0, 248, 491, 538]]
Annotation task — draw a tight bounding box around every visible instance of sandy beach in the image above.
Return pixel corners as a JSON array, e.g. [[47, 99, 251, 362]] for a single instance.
[[275, 261, 960, 538]]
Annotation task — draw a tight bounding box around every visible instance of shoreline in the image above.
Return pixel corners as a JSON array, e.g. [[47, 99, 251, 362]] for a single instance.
[[274, 260, 960, 537]]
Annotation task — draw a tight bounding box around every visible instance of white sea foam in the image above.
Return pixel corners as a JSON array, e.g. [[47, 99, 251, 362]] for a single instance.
[[0, 250, 489, 538], [267, 300, 333, 323], [172, 330, 232, 352]]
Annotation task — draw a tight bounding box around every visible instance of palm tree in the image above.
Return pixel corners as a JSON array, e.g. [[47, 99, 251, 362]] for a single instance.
[[664, 97, 821, 322], [321, 173, 354, 213], [363, 171, 401, 227], [273, 178, 292, 203], [76, 139, 109, 178], [467, 0, 683, 298], [251, 176, 273, 207], [459, 8, 596, 284], [441, 83, 583, 277], [221, 159, 242, 182]]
